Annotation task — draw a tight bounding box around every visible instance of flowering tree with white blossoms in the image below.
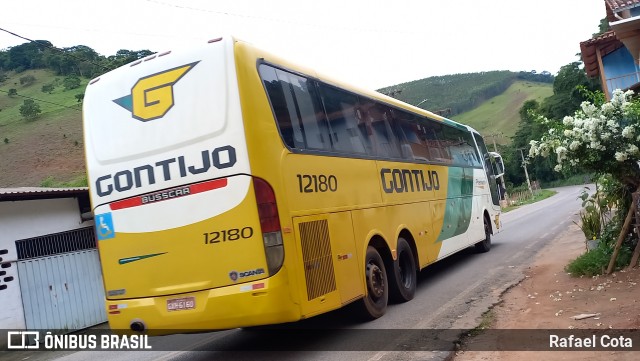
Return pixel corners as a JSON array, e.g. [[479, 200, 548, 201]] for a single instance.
[[529, 89, 640, 189]]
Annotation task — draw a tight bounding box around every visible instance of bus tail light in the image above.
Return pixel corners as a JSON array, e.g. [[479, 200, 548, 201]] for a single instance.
[[253, 177, 284, 275]]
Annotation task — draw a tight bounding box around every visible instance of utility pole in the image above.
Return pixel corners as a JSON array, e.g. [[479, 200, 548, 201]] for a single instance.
[[487, 132, 502, 152], [518, 148, 533, 196]]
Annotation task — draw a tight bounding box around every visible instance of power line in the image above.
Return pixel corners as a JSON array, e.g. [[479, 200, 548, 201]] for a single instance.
[[144, 0, 422, 35]]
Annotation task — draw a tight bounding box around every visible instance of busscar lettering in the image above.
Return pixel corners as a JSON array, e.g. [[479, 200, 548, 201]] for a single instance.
[[96, 145, 237, 197], [380, 168, 440, 194], [141, 187, 190, 204]]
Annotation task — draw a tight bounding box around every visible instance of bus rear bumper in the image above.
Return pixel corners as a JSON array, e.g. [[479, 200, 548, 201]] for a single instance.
[[105, 271, 299, 334]]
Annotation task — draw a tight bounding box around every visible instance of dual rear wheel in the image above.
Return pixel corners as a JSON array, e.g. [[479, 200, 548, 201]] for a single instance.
[[358, 237, 417, 319], [358, 217, 492, 319]]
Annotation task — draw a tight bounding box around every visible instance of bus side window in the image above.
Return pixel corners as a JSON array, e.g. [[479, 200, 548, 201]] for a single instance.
[[393, 110, 430, 162], [419, 120, 449, 163], [444, 126, 481, 167], [319, 84, 369, 155], [355, 108, 374, 155], [462, 131, 482, 167], [281, 71, 332, 151], [359, 99, 401, 158]]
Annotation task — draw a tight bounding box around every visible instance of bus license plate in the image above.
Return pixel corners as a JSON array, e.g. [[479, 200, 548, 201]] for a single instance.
[[167, 297, 195, 311]]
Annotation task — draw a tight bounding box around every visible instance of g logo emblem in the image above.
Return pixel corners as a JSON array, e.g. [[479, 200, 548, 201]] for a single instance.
[[113, 61, 199, 122]]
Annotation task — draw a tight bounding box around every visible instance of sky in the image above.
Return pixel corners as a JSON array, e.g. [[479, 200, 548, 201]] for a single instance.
[[1, 0, 606, 90]]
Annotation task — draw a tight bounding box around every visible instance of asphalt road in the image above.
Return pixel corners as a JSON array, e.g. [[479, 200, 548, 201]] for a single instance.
[[4, 185, 587, 361]]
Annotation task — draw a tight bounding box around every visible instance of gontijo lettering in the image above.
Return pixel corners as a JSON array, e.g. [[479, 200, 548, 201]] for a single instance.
[[380, 168, 440, 194], [96, 145, 236, 197]]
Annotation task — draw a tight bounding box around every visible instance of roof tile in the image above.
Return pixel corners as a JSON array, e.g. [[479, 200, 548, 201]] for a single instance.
[[580, 31, 624, 77], [0, 187, 89, 201], [606, 0, 640, 12]]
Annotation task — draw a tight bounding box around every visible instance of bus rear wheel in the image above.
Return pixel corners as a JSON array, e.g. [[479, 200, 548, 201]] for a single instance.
[[357, 246, 388, 320], [389, 237, 416, 303], [475, 217, 492, 253]]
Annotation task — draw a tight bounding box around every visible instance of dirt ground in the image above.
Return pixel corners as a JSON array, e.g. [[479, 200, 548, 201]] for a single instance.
[[453, 224, 640, 360], [0, 112, 85, 187]]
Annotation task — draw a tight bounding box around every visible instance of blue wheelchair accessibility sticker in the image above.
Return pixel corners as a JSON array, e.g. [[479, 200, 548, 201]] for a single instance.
[[95, 212, 115, 240]]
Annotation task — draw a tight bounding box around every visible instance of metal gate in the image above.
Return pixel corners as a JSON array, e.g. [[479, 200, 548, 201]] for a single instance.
[[15, 228, 107, 330]]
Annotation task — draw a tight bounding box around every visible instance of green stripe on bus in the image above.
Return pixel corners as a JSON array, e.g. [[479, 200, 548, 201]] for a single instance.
[[436, 167, 473, 242]]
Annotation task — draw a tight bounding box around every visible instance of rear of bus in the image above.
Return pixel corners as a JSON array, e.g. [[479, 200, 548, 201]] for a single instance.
[[83, 37, 296, 332]]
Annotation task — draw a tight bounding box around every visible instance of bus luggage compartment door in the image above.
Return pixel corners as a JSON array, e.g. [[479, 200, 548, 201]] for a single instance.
[[293, 212, 361, 316]]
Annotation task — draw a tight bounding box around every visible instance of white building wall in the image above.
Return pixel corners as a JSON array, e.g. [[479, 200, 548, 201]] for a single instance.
[[0, 198, 93, 330]]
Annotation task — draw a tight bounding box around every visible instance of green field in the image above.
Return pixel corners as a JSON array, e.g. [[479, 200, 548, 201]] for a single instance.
[[451, 80, 553, 143]]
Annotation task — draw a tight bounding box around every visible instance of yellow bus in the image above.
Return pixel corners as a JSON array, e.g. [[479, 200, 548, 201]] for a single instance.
[[83, 36, 504, 333]]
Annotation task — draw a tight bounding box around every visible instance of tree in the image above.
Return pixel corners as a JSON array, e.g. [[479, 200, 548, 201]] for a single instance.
[[63, 75, 81, 90], [540, 62, 599, 120], [594, 17, 611, 37], [530, 89, 640, 189], [19, 99, 42, 120], [107, 49, 155, 68], [529, 89, 640, 272], [6, 41, 52, 71], [63, 45, 100, 77]]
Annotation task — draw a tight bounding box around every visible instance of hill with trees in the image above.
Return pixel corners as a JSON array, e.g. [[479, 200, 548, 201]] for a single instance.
[[0, 40, 153, 79], [0, 41, 154, 187], [377, 70, 553, 115]]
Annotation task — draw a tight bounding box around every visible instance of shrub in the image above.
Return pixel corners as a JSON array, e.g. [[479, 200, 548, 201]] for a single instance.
[[567, 211, 633, 276], [565, 246, 611, 277], [19, 75, 36, 86], [42, 84, 55, 94], [566, 242, 633, 277]]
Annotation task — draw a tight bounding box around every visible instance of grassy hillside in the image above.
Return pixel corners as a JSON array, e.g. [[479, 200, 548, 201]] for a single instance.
[[451, 80, 553, 143], [378, 71, 519, 115], [0, 69, 87, 187]]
